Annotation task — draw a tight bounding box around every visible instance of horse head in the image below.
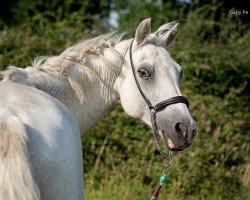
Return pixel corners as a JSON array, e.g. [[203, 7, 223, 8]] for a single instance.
[[116, 18, 196, 151]]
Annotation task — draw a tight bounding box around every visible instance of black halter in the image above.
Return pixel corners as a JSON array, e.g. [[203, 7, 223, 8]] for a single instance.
[[129, 39, 189, 157]]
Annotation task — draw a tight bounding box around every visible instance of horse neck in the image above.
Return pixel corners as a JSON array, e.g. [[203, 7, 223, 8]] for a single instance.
[[58, 77, 119, 133], [64, 39, 131, 132], [29, 67, 120, 133], [4, 36, 129, 133], [67, 39, 132, 132]]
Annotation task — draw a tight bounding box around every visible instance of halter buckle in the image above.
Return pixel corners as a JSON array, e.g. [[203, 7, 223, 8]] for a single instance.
[[150, 107, 156, 114]]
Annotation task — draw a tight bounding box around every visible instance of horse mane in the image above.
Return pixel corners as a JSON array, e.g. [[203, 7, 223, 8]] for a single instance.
[[2, 32, 126, 102]]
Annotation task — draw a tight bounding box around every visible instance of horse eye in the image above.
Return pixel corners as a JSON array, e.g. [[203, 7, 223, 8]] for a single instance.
[[138, 69, 151, 79]]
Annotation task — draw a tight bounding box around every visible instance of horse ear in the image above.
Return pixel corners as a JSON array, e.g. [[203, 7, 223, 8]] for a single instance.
[[156, 21, 178, 47], [135, 18, 151, 45]]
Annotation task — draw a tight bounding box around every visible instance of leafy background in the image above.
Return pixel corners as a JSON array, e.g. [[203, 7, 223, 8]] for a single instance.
[[0, 0, 249, 199]]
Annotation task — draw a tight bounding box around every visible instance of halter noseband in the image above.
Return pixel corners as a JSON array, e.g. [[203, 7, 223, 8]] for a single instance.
[[129, 39, 189, 157]]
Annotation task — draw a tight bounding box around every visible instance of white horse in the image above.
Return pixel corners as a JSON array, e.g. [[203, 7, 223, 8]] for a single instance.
[[0, 18, 196, 200]]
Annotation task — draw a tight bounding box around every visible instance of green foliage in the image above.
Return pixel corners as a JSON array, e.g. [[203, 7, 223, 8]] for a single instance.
[[118, 1, 186, 34], [172, 5, 249, 99], [0, 0, 112, 27], [0, 1, 249, 199]]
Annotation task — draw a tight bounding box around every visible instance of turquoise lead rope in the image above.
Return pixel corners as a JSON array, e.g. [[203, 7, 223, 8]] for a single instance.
[[150, 173, 168, 200], [150, 152, 173, 200]]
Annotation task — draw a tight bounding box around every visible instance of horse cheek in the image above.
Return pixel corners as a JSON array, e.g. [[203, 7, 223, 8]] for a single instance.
[[119, 81, 145, 119]]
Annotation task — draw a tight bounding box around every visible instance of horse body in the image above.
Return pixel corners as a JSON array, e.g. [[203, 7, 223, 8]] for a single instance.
[[0, 82, 83, 200], [0, 18, 196, 199]]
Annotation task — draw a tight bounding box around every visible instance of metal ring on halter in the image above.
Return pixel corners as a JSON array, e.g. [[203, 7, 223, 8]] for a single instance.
[[129, 39, 189, 158]]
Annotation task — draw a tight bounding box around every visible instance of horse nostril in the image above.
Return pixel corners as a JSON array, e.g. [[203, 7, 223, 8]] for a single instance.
[[193, 129, 196, 136], [175, 122, 182, 134]]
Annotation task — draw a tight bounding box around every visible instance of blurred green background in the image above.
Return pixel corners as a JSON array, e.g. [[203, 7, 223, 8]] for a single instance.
[[0, 0, 249, 199]]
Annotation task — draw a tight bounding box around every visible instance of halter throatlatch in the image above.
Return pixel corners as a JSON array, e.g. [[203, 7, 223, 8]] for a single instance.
[[129, 39, 189, 158]]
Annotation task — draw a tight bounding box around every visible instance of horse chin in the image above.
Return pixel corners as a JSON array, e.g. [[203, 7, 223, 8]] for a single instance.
[[162, 131, 185, 151]]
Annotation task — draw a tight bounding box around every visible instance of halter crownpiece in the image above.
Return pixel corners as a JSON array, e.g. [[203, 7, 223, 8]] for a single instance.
[[129, 39, 189, 158]]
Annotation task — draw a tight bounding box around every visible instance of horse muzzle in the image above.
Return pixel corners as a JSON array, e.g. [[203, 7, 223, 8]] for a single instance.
[[162, 121, 196, 151]]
